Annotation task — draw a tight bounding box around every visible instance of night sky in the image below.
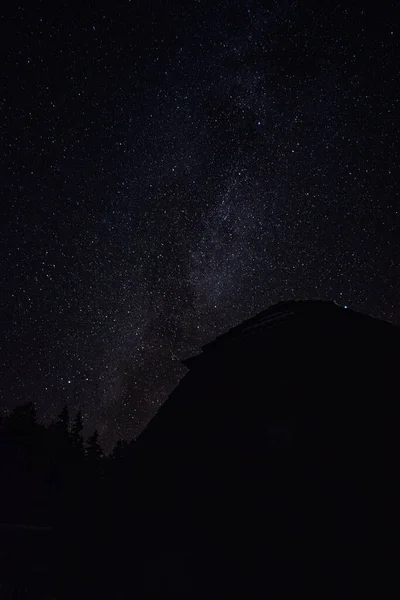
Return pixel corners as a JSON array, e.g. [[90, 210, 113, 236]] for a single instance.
[[1, 1, 399, 450]]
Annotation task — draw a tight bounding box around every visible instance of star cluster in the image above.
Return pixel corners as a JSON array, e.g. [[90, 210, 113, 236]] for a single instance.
[[1, 1, 399, 449]]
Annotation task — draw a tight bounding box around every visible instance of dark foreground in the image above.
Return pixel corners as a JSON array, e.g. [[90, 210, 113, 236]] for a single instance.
[[0, 302, 398, 597]]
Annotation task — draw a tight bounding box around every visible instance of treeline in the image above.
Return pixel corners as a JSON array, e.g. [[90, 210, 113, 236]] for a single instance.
[[0, 402, 139, 596], [0, 402, 130, 528]]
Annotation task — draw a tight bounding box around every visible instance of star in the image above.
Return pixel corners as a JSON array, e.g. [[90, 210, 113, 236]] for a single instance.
[[0, 0, 397, 451]]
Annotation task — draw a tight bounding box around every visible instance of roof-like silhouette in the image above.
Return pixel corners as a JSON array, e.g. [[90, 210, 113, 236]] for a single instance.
[[124, 300, 399, 595]]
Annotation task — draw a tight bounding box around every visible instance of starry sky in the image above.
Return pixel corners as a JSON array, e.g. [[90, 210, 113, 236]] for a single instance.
[[1, 1, 399, 450]]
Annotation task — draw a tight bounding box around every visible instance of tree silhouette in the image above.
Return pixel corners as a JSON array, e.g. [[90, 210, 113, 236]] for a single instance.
[[6, 401, 38, 436], [111, 439, 129, 462], [56, 405, 69, 432], [71, 410, 84, 455], [87, 429, 103, 462]]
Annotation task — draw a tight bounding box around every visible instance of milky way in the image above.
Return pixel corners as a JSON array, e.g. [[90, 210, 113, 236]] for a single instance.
[[1, 1, 399, 449]]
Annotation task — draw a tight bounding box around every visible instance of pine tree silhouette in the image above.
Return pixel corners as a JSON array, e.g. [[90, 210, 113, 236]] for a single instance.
[[71, 410, 84, 454]]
